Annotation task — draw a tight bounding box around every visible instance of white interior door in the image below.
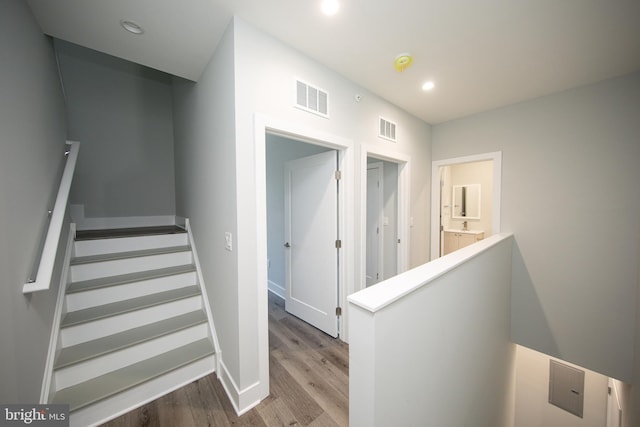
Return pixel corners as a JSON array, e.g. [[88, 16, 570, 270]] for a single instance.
[[366, 163, 383, 286], [606, 378, 622, 427], [284, 150, 339, 337]]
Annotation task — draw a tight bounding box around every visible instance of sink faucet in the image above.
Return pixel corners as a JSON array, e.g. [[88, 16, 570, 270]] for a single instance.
[[463, 221, 468, 231]]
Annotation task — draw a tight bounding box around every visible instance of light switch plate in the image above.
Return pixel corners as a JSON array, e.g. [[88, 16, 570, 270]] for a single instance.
[[224, 232, 233, 251], [549, 359, 584, 418]]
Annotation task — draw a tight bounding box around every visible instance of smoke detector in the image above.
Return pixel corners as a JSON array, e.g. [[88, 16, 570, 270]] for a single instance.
[[394, 53, 413, 72]]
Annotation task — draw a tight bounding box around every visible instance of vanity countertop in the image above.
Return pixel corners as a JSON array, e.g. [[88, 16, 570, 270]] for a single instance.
[[444, 229, 484, 235]]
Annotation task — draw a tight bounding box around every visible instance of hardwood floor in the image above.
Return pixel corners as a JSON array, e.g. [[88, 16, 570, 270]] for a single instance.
[[101, 293, 349, 426]]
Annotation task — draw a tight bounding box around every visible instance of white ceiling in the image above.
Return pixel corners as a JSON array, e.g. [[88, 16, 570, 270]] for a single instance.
[[27, 0, 640, 124]]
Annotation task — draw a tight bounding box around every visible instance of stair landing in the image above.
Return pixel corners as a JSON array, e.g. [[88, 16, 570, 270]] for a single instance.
[[75, 225, 186, 241]]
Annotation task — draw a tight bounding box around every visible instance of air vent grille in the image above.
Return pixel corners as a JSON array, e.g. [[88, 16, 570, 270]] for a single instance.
[[379, 117, 397, 142], [295, 79, 329, 117]]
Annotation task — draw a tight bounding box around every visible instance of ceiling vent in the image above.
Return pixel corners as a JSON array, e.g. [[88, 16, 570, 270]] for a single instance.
[[295, 79, 329, 118], [379, 117, 397, 142]]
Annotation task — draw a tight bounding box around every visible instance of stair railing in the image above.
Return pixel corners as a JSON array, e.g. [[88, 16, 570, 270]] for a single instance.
[[23, 140, 80, 293]]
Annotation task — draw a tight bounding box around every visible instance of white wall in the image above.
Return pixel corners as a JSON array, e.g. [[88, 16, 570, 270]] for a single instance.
[[171, 21, 242, 402], [514, 345, 608, 427], [230, 17, 431, 411], [432, 72, 640, 383], [56, 40, 176, 220], [348, 234, 515, 427], [0, 0, 68, 402], [266, 135, 332, 296]]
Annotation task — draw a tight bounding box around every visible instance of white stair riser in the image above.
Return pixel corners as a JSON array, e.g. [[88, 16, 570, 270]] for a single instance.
[[54, 323, 210, 390], [65, 272, 198, 311], [70, 252, 193, 282], [68, 355, 215, 427], [61, 296, 203, 347], [74, 234, 189, 257]]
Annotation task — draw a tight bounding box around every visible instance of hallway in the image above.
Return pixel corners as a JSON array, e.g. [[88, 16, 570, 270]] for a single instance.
[[101, 293, 349, 426]]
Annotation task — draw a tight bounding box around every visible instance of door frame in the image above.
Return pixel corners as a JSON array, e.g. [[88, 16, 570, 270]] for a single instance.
[[430, 151, 502, 260], [366, 161, 384, 286], [359, 144, 410, 292], [254, 115, 354, 387]]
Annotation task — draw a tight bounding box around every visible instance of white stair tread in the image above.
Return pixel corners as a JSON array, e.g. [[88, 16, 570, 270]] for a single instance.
[[71, 245, 191, 265], [55, 310, 208, 369], [61, 286, 201, 327], [67, 264, 196, 294], [52, 338, 215, 412]]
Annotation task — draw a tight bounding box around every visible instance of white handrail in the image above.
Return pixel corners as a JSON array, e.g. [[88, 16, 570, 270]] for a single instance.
[[23, 140, 80, 294]]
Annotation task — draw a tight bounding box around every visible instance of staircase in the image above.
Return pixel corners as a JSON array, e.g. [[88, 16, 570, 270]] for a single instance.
[[49, 225, 217, 426]]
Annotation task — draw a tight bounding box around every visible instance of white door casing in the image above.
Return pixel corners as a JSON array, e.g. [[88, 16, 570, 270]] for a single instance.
[[284, 150, 339, 337], [359, 145, 410, 292], [366, 162, 383, 286], [606, 378, 622, 427], [430, 152, 502, 260]]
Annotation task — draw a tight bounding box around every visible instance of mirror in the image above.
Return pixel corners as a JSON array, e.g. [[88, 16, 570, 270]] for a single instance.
[[452, 184, 481, 219]]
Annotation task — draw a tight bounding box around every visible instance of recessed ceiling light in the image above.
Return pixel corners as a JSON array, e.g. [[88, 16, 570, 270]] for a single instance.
[[321, 0, 339, 15], [120, 20, 144, 35], [422, 81, 435, 91]]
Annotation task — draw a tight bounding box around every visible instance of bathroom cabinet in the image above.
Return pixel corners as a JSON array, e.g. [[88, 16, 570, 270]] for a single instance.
[[443, 230, 484, 255]]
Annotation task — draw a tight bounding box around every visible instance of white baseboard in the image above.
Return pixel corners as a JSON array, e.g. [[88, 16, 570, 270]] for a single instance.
[[268, 280, 285, 300], [218, 360, 267, 416], [70, 204, 177, 230], [175, 216, 187, 229], [185, 218, 222, 373]]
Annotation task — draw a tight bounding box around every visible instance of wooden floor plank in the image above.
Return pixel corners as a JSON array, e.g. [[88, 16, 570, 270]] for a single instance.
[[184, 376, 232, 427], [156, 387, 199, 427], [272, 349, 348, 427], [267, 353, 324, 425], [268, 316, 348, 399], [256, 396, 303, 427], [308, 412, 341, 427]]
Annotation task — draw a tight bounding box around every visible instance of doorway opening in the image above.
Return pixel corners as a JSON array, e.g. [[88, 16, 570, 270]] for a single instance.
[[266, 134, 339, 337], [254, 115, 355, 407], [359, 145, 410, 291], [365, 158, 399, 287], [430, 152, 502, 260]]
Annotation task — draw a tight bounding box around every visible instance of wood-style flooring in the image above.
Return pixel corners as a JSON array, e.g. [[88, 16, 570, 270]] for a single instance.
[[101, 293, 349, 426]]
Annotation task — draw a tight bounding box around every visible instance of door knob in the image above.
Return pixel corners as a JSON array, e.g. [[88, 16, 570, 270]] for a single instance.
[[284, 242, 290, 248]]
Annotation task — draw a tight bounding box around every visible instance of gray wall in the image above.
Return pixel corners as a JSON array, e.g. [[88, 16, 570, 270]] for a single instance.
[[266, 135, 332, 293], [0, 0, 68, 402], [432, 72, 640, 388], [171, 22, 241, 387], [56, 40, 176, 219]]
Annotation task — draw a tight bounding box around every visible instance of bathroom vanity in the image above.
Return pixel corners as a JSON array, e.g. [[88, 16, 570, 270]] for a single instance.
[[443, 229, 484, 255]]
